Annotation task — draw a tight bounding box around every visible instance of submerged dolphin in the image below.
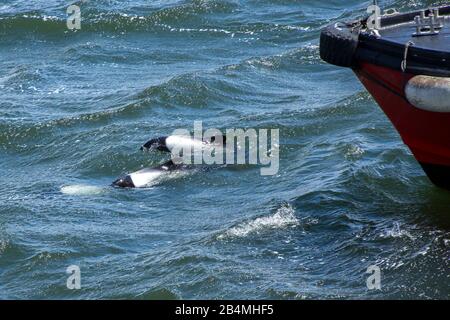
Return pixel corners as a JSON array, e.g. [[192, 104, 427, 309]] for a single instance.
[[113, 135, 225, 188]]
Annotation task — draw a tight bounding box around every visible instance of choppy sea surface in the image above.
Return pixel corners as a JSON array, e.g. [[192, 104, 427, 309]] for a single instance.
[[0, 0, 449, 299]]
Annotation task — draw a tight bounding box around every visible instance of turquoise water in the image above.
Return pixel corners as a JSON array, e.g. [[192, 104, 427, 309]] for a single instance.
[[0, 0, 449, 299]]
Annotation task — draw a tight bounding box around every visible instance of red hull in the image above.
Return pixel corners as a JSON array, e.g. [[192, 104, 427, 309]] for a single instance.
[[355, 63, 450, 188]]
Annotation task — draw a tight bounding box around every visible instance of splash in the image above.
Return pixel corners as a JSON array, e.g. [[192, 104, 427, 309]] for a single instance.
[[60, 184, 105, 196], [379, 222, 415, 240], [218, 204, 299, 239], [0, 238, 10, 254]]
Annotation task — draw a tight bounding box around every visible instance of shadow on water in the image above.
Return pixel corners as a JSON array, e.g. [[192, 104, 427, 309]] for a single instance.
[[417, 187, 450, 230]]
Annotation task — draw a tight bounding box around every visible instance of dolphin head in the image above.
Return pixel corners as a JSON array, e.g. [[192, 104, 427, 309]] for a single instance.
[[112, 175, 135, 188], [140, 136, 170, 152]]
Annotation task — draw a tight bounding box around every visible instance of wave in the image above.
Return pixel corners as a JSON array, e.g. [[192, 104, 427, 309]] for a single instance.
[[0, 13, 309, 36], [0, 41, 322, 148], [0, 1, 315, 38], [217, 204, 299, 240], [135, 288, 180, 300], [0, 233, 28, 260], [222, 44, 321, 73], [0, 65, 43, 86], [0, 1, 236, 34]]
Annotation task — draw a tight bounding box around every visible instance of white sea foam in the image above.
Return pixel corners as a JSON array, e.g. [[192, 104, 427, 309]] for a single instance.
[[0, 238, 10, 254], [345, 144, 365, 158], [0, 5, 11, 13], [218, 205, 299, 239], [61, 184, 105, 196]]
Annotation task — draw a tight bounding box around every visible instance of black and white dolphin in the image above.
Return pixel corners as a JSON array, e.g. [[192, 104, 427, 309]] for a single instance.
[[113, 135, 226, 188], [140, 135, 225, 153], [112, 160, 185, 188]]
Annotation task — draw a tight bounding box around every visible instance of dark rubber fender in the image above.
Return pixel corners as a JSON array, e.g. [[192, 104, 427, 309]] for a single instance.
[[320, 23, 360, 68]]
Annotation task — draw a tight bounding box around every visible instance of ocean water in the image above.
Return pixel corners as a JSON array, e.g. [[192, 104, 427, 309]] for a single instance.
[[0, 0, 449, 299]]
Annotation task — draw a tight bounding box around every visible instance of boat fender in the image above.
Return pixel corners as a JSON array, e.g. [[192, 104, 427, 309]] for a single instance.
[[320, 23, 360, 68], [405, 75, 450, 112]]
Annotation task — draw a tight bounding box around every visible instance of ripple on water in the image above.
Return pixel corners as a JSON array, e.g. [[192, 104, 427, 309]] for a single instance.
[[135, 288, 180, 300]]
